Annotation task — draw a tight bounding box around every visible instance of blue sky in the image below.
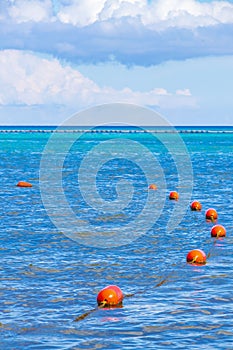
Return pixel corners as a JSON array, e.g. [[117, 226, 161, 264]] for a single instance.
[[0, 0, 233, 125]]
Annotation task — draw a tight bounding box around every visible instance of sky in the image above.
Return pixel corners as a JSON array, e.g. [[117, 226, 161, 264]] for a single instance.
[[0, 0, 233, 125]]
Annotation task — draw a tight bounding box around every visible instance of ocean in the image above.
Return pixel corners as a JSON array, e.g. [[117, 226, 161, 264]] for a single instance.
[[0, 126, 233, 349]]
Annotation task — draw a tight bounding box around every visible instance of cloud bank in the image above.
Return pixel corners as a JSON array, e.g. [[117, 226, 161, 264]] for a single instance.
[[0, 0, 233, 65], [4, 0, 233, 27], [0, 50, 195, 109]]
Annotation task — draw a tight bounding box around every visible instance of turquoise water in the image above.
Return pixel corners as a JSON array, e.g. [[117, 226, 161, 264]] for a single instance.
[[0, 128, 233, 349]]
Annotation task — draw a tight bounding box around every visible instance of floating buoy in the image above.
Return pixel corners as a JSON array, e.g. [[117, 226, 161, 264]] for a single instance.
[[190, 200, 202, 211], [169, 191, 179, 200], [186, 249, 207, 265], [97, 285, 123, 307], [149, 184, 157, 190], [205, 208, 218, 222], [16, 181, 32, 188], [211, 224, 226, 238]]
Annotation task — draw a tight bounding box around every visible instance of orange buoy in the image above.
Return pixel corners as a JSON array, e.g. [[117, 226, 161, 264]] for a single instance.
[[169, 191, 179, 200], [211, 224, 226, 238], [205, 208, 218, 222], [17, 181, 32, 188], [186, 249, 207, 265], [97, 285, 123, 307], [190, 200, 202, 211], [149, 184, 157, 190]]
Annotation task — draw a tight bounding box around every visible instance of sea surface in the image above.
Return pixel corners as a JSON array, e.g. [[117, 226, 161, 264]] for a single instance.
[[0, 126, 233, 349]]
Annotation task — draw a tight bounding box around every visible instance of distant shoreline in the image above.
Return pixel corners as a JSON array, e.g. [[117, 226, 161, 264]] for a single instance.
[[0, 125, 233, 133]]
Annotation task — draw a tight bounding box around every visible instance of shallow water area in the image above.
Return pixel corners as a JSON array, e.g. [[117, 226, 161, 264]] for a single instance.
[[0, 126, 233, 349]]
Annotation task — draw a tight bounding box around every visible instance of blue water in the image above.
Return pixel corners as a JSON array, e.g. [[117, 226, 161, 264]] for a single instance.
[[0, 127, 233, 349]]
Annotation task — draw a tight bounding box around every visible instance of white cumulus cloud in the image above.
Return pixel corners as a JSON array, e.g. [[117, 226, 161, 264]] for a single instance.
[[176, 89, 191, 96], [142, 0, 233, 28], [4, 0, 233, 28], [0, 50, 98, 105], [57, 0, 105, 26], [0, 50, 196, 109], [7, 0, 53, 23]]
